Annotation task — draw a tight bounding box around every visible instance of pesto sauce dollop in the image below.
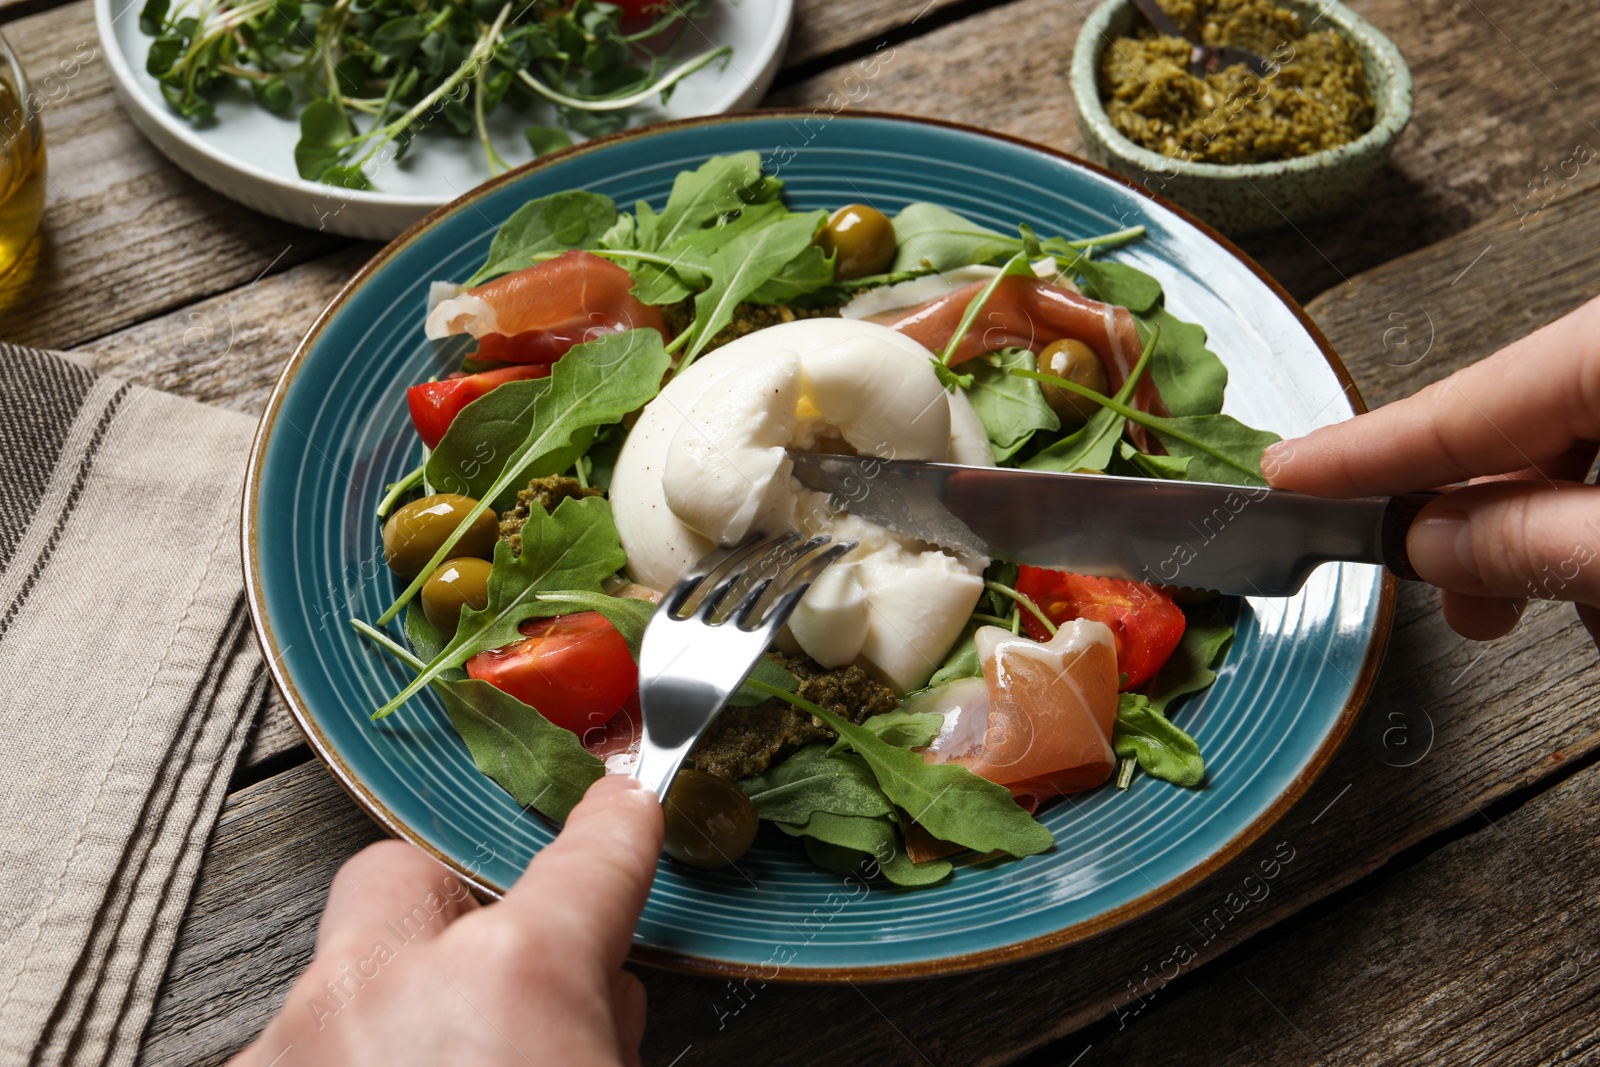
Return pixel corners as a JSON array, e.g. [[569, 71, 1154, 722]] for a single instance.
[[1098, 0, 1375, 164]]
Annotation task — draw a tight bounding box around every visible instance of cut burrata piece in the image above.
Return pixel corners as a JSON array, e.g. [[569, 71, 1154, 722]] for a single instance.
[[609, 318, 990, 693], [909, 619, 1120, 803]]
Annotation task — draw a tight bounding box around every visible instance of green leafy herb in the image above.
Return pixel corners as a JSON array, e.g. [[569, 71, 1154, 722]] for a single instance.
[[1076, 258, 1162, 315], [142, 0, 730, 191], [372, 495, 625, 717], [966, 348, 1060, 462], [676, 210, 826, 369], [890, 203, 1022, 273], [1112, 601, 1234, 788], [1139, 307, 1228, 418], [842, 709, 944, 752], [1011, 363, 1277, 485], [466, 190, 618, 285], [385, 328, 671, 625], [353, 620, 601, 819], [924, 630, 981, 688], [748, 679, 1053, 859], [794, 823, 953, 887], [740, 743, 895, 823], [1113, 694, 1204, 788]]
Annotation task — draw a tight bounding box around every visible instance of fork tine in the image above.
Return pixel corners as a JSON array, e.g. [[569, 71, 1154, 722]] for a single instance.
[[735, 539, 857, 630], [666, 532, 775, 616], [693, 532, 806, 623]]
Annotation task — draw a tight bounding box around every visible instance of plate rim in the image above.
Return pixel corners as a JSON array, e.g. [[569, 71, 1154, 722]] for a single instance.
[[241, 109, 1396, 983]]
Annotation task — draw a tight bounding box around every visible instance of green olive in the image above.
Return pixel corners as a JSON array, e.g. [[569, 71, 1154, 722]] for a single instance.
[[383, 494, 498, 579], [1038, 339, 1111, 430], [663, 769, 759, 870], [420, 557, 493, 634], [819, 203, 896, 280]]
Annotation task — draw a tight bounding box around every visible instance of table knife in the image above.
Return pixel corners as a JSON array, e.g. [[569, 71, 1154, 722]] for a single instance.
[[787, 451, 1436, 597]]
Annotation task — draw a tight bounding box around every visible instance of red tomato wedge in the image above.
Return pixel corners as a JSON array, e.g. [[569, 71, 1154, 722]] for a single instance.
[[406, 362, 551, 449], [424, 249, 668, 363], [1014, 566, 1186, 690], [464, 612, 637, 736], [884, 274, 1168, 450]]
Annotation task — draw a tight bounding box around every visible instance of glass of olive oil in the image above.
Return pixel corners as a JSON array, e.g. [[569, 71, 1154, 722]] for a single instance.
[[0, 31, 44, 280]]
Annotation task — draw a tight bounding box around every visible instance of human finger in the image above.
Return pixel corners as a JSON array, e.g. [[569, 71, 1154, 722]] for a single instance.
[[1265, 295, 1600, 497], [1576, 603, 1600, 653], [612, 969, 648, 1067], [1439, 590, 1527, 641], [1406, 481, 1600, 602], [316, 839, 479, 958], [499, 774, 663, 969]]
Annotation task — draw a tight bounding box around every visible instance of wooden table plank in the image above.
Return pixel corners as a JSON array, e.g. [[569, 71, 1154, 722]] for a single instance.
[[138, 181, 1600, 1064], [1048, 749, 1600, 1066], [0, 2, 342, 350], [771, 0, 1600, 303]]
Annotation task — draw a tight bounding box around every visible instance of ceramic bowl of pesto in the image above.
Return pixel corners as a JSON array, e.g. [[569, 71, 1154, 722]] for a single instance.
[[1069, 0, 1412, 236]]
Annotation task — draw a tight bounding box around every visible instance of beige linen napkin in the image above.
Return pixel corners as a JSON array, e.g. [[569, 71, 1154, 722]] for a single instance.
[[0, 343, 269, 1065]]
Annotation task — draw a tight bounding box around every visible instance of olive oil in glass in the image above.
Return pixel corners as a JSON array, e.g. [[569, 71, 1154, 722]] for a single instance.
[[0, 32, 45, 280]]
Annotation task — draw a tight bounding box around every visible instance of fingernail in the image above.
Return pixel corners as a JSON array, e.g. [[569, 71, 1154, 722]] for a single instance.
[[1407, 511, 1480, 588], [1260, 439, 1293, 481]]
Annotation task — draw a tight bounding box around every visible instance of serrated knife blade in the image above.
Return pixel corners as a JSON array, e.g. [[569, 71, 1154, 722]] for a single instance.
[[787, 451, 1433, 597]]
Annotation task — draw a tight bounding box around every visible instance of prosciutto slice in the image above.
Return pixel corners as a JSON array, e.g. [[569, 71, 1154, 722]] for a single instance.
[[424, 249, 668, 363], [884, 275, 1167, 451]]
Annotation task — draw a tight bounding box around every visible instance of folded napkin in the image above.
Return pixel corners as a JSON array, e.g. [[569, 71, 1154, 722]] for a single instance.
[[0, 344, 268, 1066]]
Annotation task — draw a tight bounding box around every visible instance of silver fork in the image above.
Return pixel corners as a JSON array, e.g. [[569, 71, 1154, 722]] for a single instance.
[[632, 532, 856, 801]]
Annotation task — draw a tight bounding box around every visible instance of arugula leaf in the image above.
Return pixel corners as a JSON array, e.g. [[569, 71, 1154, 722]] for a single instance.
[[353, 620, 601, 820], [924, 630, 981, 688], [740, 743, 894, 822], [404, 604, 453, 668], [748, 680, 1053, 858], [442, 677, 603, 819], [1117, 440, 1192, 479], [797, 827, 954, 887], [1012, 360, 1276, 486], [966, 349, 1059, 462], [728, 655, 800, 708], [1145, 600, 1234, 713], [1113, 694, 1204, 788], [385, 329, 671, 625], [1151, 415, 1280, 485], [782, 814, 954, 887], [620, 199, 786, 307], [1114, 601, 1233, 789], [1139, 307, 1228, 417], [373, 496, 625, 717], [890, 203, 1019, 272], [679, 210, 825, 368], [466, 190, 619, 285], [848, 709, 944, 751], [746, 244, 836, 304], [1076, 258, 1162, 315], [646, 151, 775, 251]]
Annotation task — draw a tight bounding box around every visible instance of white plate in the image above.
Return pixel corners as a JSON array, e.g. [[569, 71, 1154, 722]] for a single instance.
[[96, 0, 792, 238]]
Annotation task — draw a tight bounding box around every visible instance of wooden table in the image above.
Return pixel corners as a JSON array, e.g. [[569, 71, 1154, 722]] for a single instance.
[[4, 0, 1597, 1061]]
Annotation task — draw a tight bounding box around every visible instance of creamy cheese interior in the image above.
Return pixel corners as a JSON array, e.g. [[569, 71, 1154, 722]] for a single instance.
[[609, 318, 992, 693]]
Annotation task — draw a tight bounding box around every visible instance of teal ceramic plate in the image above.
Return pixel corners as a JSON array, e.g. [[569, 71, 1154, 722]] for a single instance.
[[244, 111, 1393, 982]]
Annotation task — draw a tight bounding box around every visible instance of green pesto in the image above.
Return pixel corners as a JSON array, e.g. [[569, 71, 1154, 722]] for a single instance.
[[689, 653, 898, 782], [496, 475, 604, 555], [1098, 0, 1374, 165]]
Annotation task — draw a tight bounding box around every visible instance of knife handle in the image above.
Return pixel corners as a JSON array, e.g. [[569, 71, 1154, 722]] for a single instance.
[[1379, 493, 1442, 582]]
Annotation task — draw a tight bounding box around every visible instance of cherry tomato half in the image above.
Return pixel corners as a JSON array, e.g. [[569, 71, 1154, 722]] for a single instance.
[[406, 362, 552, 449], [1014, 567, 1186, 690], [465, 612, 637, 735]]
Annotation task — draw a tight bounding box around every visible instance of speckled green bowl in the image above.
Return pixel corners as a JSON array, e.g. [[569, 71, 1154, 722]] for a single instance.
[[1070, 0, 1412, 235]]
